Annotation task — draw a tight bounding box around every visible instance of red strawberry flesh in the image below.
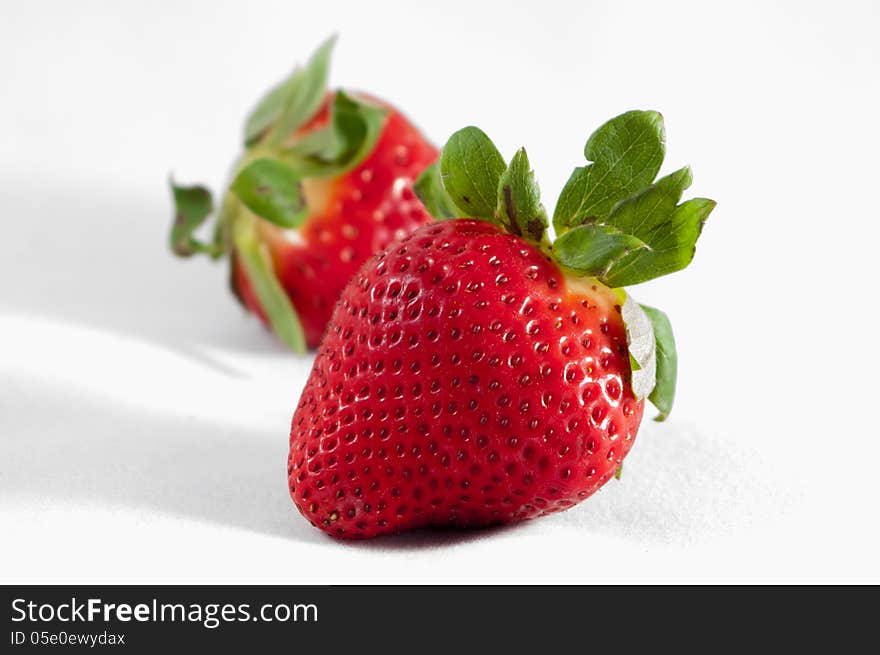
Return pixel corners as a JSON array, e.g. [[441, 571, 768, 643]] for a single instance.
[[288, 220, 644, 538]]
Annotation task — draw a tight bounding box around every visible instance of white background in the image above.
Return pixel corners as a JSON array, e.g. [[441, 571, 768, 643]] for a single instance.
[[2, 0, 879, 583]]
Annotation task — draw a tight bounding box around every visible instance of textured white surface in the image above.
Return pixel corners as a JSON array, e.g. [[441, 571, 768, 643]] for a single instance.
[[1, 0, 879, 583]]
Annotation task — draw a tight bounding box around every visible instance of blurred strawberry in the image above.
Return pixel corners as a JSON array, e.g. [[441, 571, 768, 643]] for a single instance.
[[170, 37, 437, 350]]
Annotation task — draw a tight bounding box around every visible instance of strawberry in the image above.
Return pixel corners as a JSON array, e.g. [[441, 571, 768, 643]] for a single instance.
[[169, 37, 437, 350], [288, 111, 715, 538]]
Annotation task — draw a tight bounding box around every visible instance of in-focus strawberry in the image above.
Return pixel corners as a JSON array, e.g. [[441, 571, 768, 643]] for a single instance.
[[288, 111, 715, 538], [169, 37, 437, 350]]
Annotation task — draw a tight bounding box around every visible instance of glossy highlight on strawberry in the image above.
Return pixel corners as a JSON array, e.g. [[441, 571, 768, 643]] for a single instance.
[[288, 110, 715, 538]]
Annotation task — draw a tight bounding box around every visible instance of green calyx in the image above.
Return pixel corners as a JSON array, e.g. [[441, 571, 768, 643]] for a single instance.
[[414, 127, 550, 251], [414, 110, 716, 418], [168, 36, 389, 353], [244, 35, 336, 148]]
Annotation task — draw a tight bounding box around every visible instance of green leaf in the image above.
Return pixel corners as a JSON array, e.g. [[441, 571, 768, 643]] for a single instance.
[[600, 167, 716, 287], [553, 110, 665, 233], [244, 82, 292, 148], [169, 179, 223, 258], [288, 122, 340, 161], [281, 91, 387, 178], [439, 126, 506, 221], [640, 304, 677, 421], [496, 148, 548, 243], [230, 158, 308, 228], [603, 166, 690, 235], [620, 293, 656, 401], [233, 218, 306, 353], [244, 35, 336, 147], [553, 223, 648, 277], [414, 160, 462, 220]]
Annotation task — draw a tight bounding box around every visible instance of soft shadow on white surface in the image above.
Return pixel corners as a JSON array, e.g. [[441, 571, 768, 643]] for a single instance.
[[0, 379, 323, 544], [554, 421, 775, 543], [0, 375, 781, 549], [0, 180, 290, 376]]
